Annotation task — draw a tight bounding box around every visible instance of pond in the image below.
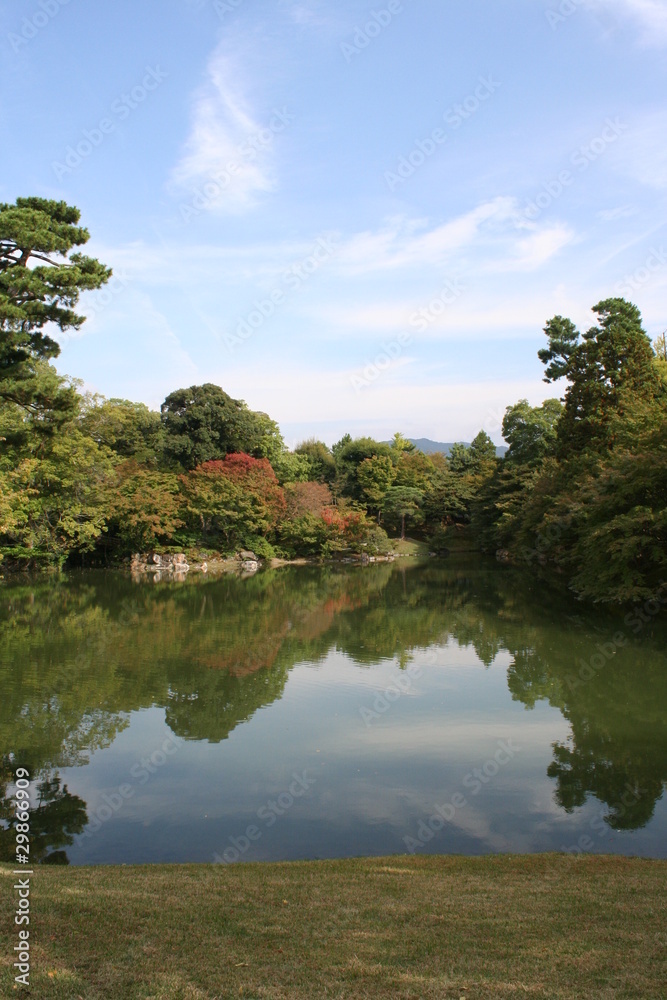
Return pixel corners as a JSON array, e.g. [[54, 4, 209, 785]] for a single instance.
[[1, 558, 666, 865]]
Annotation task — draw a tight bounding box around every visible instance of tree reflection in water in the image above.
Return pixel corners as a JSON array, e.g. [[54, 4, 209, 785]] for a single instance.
[[1, 560, 665, 852]]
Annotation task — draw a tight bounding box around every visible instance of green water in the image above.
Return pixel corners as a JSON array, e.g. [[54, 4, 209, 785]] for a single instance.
[[1, 557, 665, 865]]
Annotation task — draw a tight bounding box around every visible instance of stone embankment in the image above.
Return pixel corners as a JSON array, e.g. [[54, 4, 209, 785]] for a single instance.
[[130, 551, 262, 581], [130, 549, 400, 582], [130, 552, 192, 582]]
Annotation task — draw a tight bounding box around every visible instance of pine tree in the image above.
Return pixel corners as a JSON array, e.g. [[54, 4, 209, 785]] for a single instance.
[[0, 197, 110, 409]]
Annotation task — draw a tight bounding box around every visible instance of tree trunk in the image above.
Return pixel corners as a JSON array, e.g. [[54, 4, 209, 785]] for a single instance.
[[401, 514, 406, 540]]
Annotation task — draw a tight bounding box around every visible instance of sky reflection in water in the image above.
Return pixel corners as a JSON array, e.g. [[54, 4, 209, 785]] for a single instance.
[[1, 558, 665, 865]]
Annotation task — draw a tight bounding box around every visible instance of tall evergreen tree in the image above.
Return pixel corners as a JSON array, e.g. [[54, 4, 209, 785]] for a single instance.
[[539, 299, 663, 453], [0, 197, 110, 408]]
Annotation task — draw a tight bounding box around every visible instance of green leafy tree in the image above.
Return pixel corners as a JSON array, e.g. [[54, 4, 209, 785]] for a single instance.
[[79, 397, 164, 466], [357, 455, 395, 520], [0, 197, 110, 407], [106, 462, 184, 553], [469, 430, 498, 466], [478, 301, 667, 600], [423, 469, 477, 528], [161, 384, 285, 470], [390, 431, 416, 453], [447, 433, 497, 475], [447, 442, 473, 474], [0, 360, 80, 449], [294, 439, 336, 483], [0, 429, 115, 567], [277, 512, 330, 557], [502, 398, 563, 466], [331, 433, 352, 459], [394, 450, 435, 491], [243, 409, 287, 466], [334, 436, 393, 501], [270, 449, 312, 485], [434, 433, 498, 545], [179, 466, 242, 546], [563, 404, 667, 602], [383, 486, 424, 540]]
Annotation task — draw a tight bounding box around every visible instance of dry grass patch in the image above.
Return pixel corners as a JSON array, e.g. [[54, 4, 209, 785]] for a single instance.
[[0, 854, 665, 999]]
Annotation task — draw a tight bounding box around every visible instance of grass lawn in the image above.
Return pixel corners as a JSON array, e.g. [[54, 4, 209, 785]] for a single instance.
[[391, 537, 431, 558], [1, 854, 665, 999]]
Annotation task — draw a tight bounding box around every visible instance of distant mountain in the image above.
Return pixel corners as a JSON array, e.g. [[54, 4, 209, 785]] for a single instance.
[[408, 438, 508, 458]]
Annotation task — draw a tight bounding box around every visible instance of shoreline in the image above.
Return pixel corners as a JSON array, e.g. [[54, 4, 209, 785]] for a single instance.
[[0, 531, 496, 583], [0, 537, 438, 582]]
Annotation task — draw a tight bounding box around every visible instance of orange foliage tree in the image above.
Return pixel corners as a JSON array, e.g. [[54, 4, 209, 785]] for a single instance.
[[180, 453, 285, 550]]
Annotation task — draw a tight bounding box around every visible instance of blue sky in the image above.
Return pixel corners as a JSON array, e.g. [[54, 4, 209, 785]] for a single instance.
[[1, 0, 666, 446]]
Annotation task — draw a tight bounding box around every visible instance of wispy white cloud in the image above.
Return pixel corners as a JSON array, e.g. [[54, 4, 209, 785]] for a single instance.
[[315, 287, 587, 339], [497, 223, 575, 272], [284, 0, 340, 29], [168, 44, 278, 212], [336, 198, 518, 274], [212, 365, 554, 445], [597, 206, 636, 222], [94, 198, 574, 293], [600, 0, 667, 44]]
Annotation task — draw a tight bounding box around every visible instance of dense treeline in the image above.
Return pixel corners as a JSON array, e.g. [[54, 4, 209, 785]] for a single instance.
[[475, 301, 667, 602], [1, 198, 666, 602]]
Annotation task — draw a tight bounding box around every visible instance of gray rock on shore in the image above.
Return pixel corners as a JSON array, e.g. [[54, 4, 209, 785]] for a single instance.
[[131, 553, 190, 574]]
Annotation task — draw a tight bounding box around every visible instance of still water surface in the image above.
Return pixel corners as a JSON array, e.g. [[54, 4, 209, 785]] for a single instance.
[[1, 558, 665, 865]]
